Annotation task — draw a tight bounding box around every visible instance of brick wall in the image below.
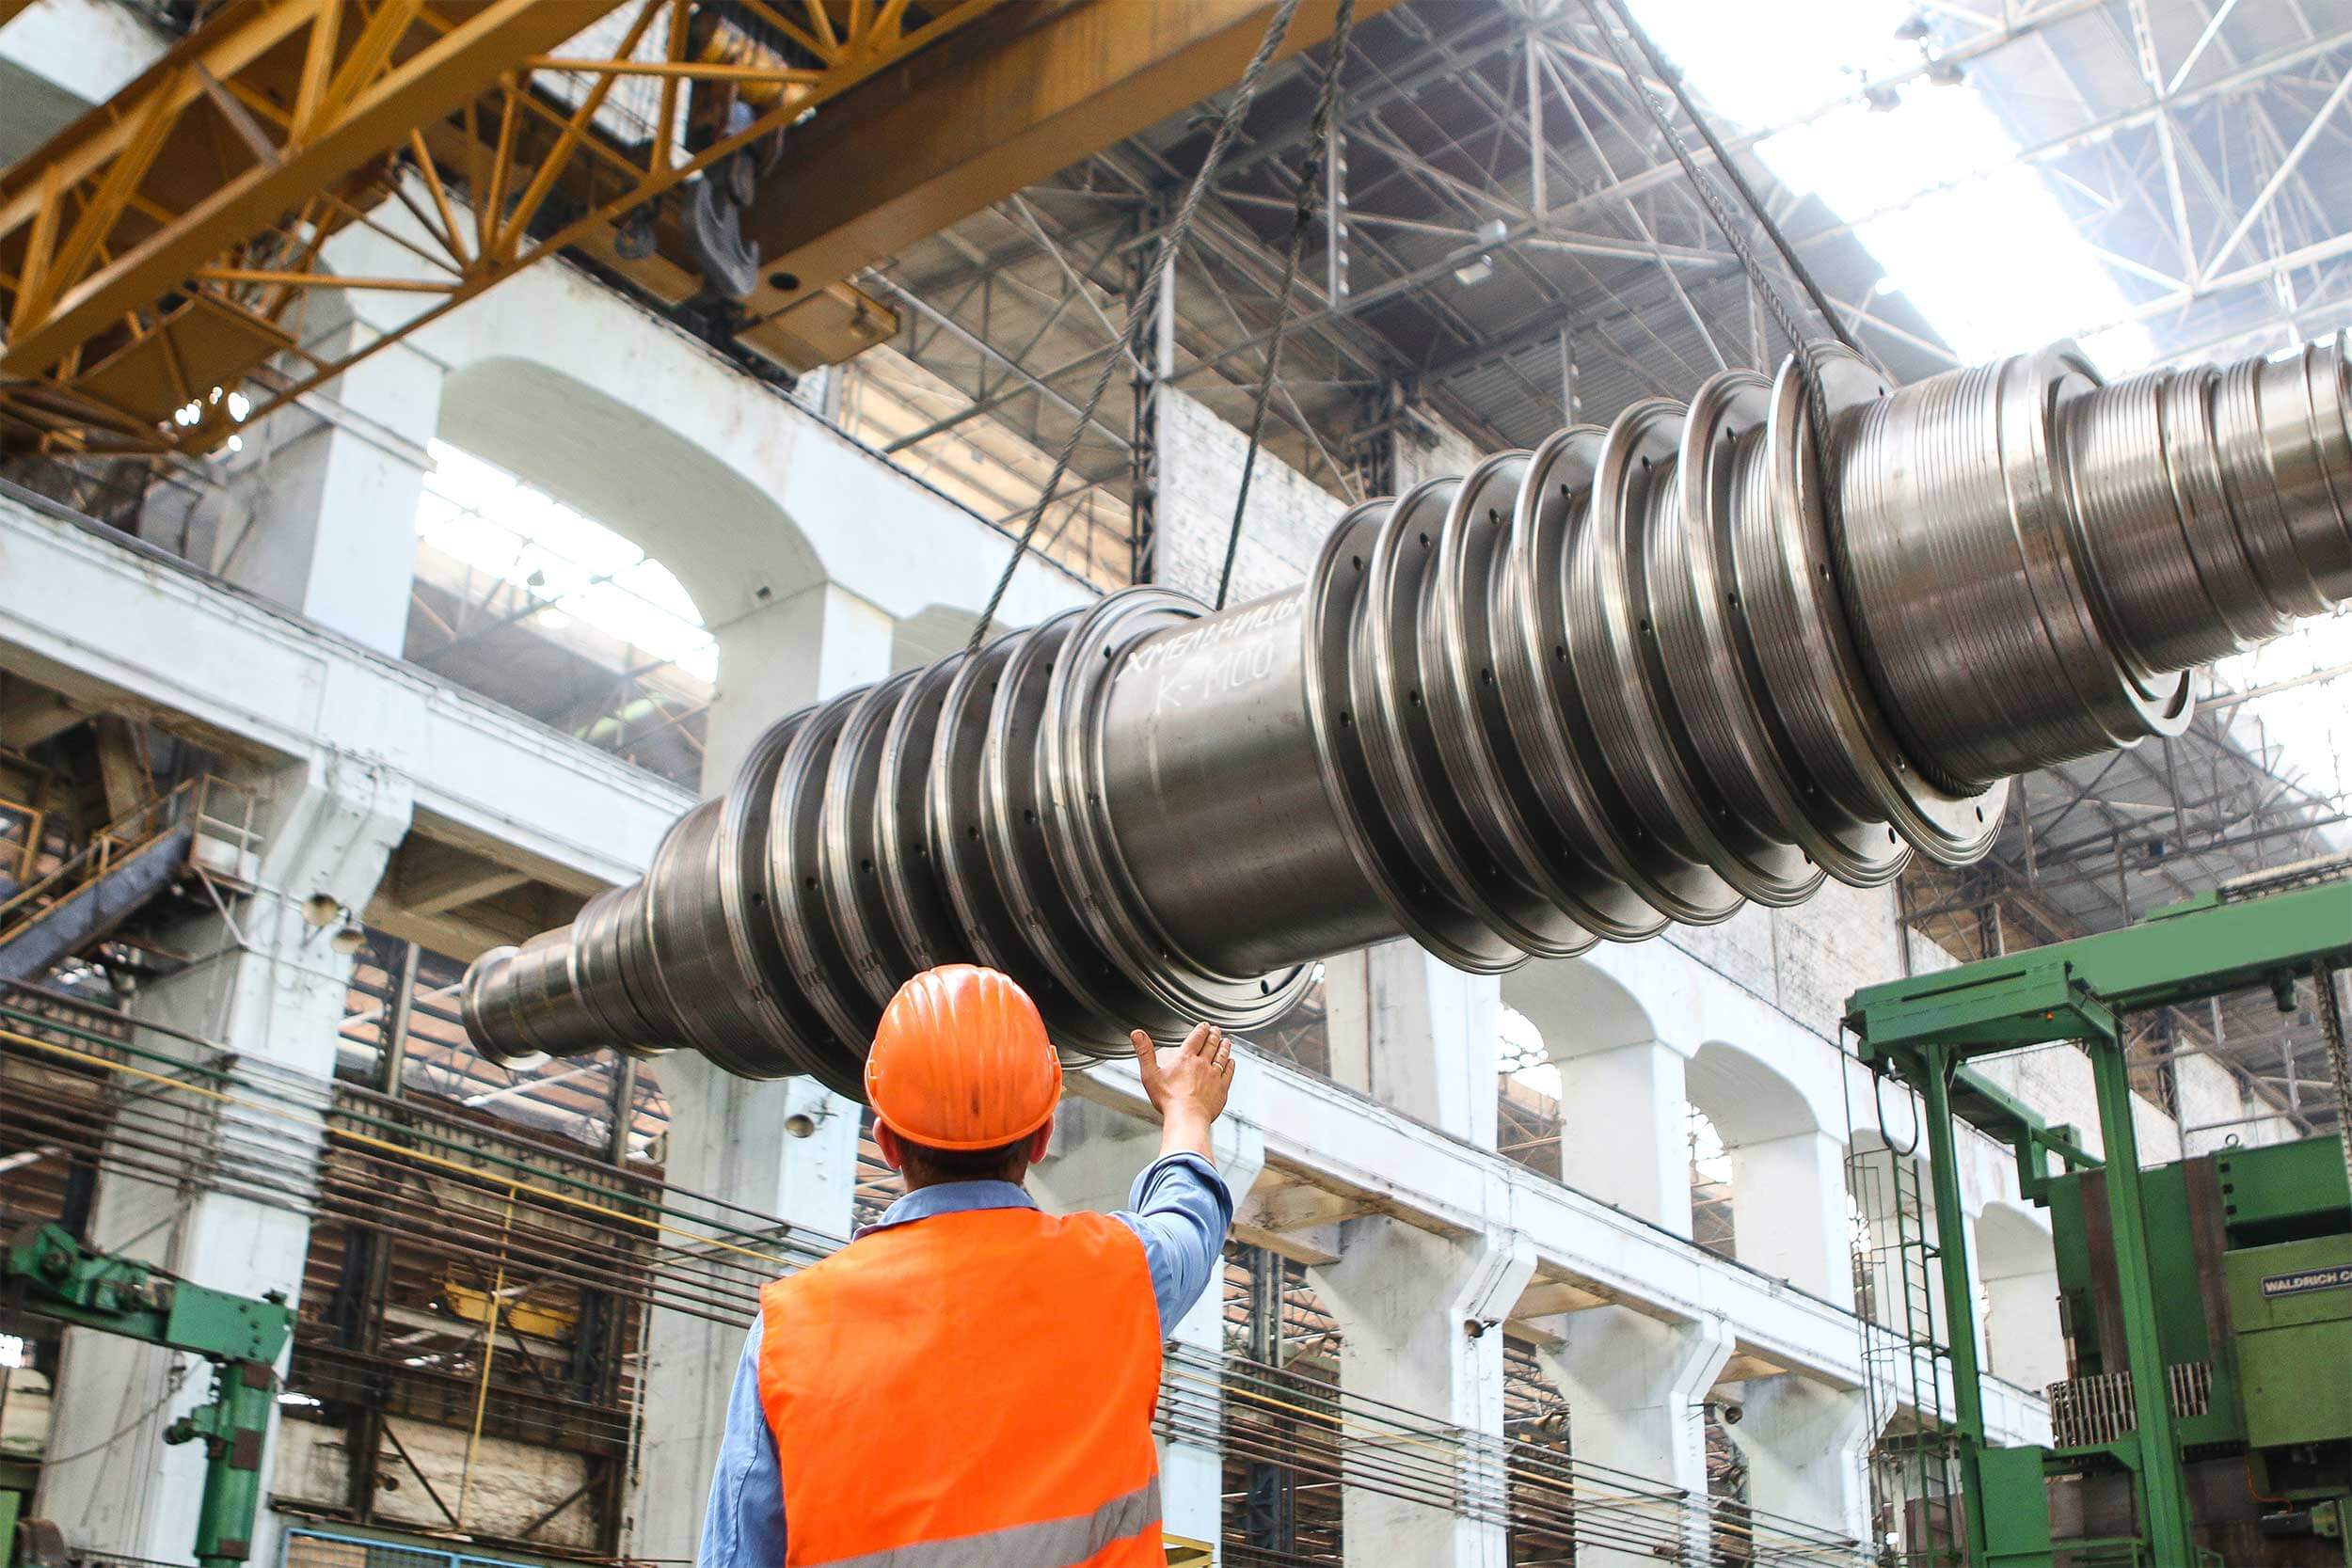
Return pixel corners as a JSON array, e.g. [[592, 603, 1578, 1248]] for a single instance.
[[1392, 407, 1485, 493], [1152, 387, 1346, 602]]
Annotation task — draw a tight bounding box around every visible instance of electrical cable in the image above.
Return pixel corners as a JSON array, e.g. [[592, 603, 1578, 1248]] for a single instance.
[[0, 1012, 819, 1269], [0, 1022, 813, 1324], [12, 994, 1874, 1559], [1215, 0, 1359, 611], [1160, 1343, 1862, 1559], [968, 0, 1307, 648], [37, 1363, 183, 1469], [1873, 1060, 1921, 1159]]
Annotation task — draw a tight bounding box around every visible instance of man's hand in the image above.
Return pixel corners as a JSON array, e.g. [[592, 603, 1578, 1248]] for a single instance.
[[1133, 1022, 1233, 1162]]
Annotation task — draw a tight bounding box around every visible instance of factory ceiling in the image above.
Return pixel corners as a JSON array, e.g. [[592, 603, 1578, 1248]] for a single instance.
[[855, 0, 2352, 1132]]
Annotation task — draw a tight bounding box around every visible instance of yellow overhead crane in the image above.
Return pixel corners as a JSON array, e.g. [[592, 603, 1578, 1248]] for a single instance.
[[0, 0, 1375, 461]]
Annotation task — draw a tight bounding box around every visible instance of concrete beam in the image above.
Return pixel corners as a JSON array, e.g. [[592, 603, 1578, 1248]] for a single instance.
[[325, 225, 1099, 643], [1248, 1175, 1387, 1232], [1232, 1170, 1384, 1266], [367, 836, 584, 960], [1074, 1051, 1868, 1391], [0, 674, 87, 749], [0, 487, 688, 896], [1511, 1276, 1613, 1319], [389, 837, 533, 916]]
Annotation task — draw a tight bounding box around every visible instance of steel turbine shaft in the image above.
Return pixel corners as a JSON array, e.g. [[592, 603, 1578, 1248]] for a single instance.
[[464, 340, 2352, 1094]]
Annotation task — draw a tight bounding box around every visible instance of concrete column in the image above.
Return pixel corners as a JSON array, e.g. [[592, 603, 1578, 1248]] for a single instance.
[[631, 1070, 861, 1558], [704, 580, 895, 784], [34, 753, 412, 1568], [1726, 1374, 1872, 1548], [0, 0, 170, 149], [1032, 1065, 1268, 1562], [1727, 1130, 1852, 1307], [1540, 1307, 1732, 1568], [1308, 1208, 1534, 1567], [215, 320, 439, 655], [1549, 1037, 1692, 1233], [1324, 941, 1501, 1148], [630, 583, 895, 1560]]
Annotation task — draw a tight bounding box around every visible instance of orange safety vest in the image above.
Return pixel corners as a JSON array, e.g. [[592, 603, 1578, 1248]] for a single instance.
[[755, 1204, 1165, 1568]]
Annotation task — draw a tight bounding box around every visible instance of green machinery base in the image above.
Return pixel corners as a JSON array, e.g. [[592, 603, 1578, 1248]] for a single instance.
[[1846, 870, 2352, 1568], [1, 1223, 294, 1568]]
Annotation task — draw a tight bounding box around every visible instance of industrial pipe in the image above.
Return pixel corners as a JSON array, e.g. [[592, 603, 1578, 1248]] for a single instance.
[[463, 340, 2352, 1096]]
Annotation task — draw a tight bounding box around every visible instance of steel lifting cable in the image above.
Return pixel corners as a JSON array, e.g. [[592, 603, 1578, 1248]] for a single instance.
[[1583, 0, 1893, 668], [1581, 3, 1852, 401], [1592, 0, 1869, 369], [1215, 0, 1360, 611], [968, 0, 1309, 649]]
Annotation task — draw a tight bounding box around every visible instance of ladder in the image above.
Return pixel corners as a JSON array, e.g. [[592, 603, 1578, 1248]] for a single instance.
[[1851, 1143, 1960, 1565]]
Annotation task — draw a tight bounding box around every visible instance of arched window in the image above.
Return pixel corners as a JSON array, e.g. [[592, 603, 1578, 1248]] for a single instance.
[[408, 442, 714, 785], [1688, 1104, 1736, 1261], [1497, 1005, 1563, 1178]]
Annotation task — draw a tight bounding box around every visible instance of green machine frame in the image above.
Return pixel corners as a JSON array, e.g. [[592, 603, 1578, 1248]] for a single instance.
[[0, 1223, 294, 1568], [1845, 872, 2352, 1567]]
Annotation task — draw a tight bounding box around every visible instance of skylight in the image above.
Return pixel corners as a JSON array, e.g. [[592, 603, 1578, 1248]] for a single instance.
[[415, 441, 718, 683], [1621, 2, 2344, 826], [1624, 0, 2156, 373], [2206, 610, 2352, 832]]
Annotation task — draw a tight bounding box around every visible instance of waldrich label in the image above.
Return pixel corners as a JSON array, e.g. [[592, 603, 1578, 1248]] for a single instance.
[[2259, 1265, 2349, 1299]]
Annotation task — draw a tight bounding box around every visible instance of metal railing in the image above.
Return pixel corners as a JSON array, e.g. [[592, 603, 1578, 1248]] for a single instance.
[[0, 795, 42, 891], [2046, 1362, 2214, 1449], [281, 1527, 546, 1568], [0, 775, 257, 948]]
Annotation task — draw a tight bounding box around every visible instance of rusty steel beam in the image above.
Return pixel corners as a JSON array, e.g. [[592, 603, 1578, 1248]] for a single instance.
[[733, 0, 1398, 345]]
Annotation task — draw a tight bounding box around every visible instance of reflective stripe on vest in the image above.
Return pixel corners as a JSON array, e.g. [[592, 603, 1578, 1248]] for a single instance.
[[756, 1204, 1164, 1568], [812, 1478, 1161, 1568]]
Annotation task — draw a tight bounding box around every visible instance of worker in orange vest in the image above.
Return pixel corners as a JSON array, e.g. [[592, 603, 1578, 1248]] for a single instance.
[[697, 962, 1237, 1567]]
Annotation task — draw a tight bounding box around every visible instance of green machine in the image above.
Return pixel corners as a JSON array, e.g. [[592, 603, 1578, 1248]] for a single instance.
[[1845, 869, 2352, 1567], [0, 1222, 294, 1568]]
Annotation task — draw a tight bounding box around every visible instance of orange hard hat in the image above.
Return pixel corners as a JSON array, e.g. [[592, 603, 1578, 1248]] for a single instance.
[[865, 964, 1062, 1149]]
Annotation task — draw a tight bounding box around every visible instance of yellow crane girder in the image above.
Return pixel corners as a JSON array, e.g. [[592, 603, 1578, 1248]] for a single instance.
[[0, 0, 996, 456], [0, 0, 1378, 461]]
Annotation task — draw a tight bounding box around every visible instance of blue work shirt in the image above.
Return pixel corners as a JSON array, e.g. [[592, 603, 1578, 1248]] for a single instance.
[[695, 1149, 1232, 1568]]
